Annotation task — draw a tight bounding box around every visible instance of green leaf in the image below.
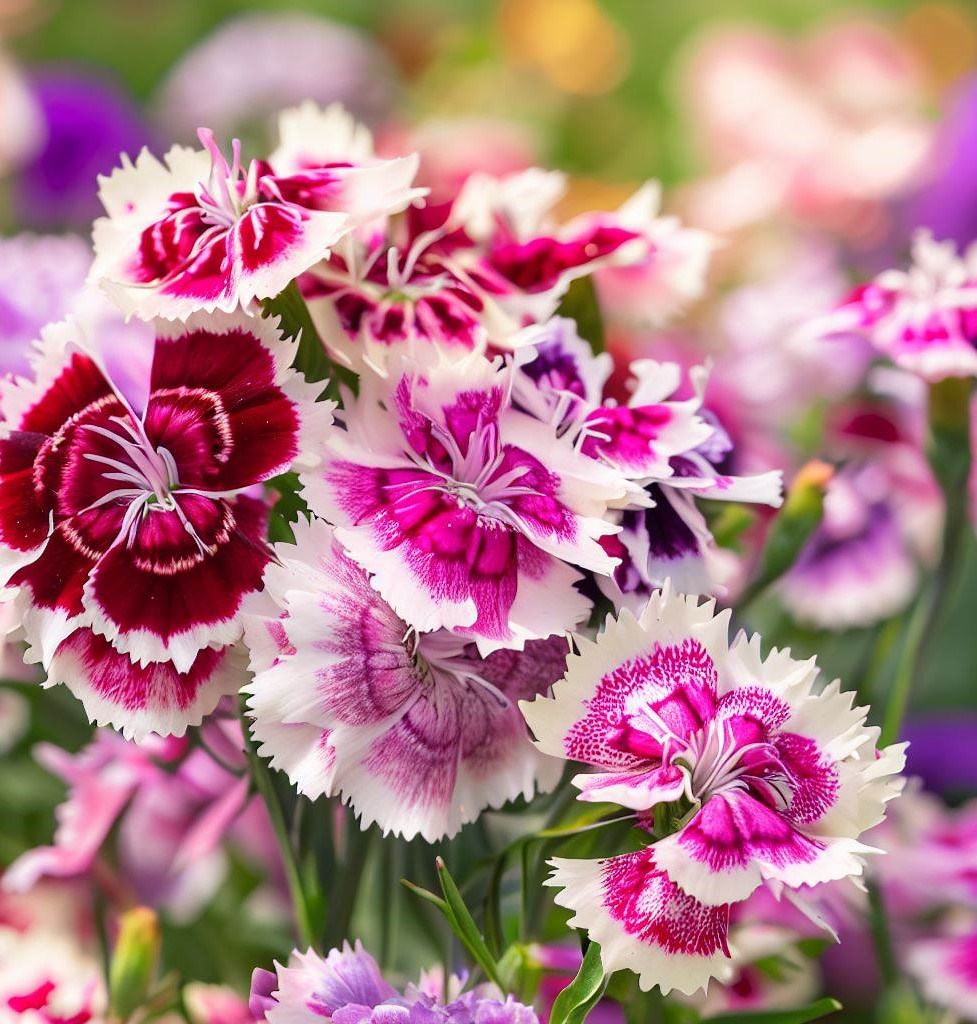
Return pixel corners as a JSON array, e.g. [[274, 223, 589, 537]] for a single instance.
[[435, 857, 504, 988], [262, 281, 358, 398], [707, 996, 841, 1024], [557, 276, 605, 355], [549, 941, 606, 1024], [399, 878, 449, 915]]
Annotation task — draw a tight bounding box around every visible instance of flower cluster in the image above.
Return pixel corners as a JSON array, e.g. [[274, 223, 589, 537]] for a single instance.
[[0, 77, 924, 1019]]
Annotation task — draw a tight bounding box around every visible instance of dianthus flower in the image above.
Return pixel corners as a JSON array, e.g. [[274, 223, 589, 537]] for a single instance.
[[521, 585, 905, 993], [90, 102, 423, 320], [244, 517, 565, 841], [0, 310, 328, 737], [299, 352, 627, 651], [807, 231, 977, 382], [780, 393, 943, 629], [302, 166, 710, 372], [513, 323, 782, 601], [258, 941, 538, 1024]]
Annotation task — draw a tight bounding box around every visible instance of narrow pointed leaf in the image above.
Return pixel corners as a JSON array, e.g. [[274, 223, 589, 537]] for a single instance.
[[549, 941, 606, 1024], [708, 997, 842, 1024]]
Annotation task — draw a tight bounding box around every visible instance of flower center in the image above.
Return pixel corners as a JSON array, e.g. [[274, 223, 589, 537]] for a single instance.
[[194, 128, 259, 229], [681, 718, 789, 808], [81, 416, 209, 554]]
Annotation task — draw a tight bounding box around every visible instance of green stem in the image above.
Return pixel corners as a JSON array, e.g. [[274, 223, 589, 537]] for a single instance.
[[238, 695, 315, 948], [867, 882, 898, 988], [881, 390, 971, 745], [880, 585, 937, 747], [323, 818, 373, 948]]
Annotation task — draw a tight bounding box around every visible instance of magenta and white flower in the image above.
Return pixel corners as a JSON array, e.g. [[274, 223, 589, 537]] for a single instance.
[[0, 929, 105, 1022], [90, 103, 423, 321], [0, 309, 328, 738], [300, 353, 626, 652], [244, 517, 565, 841], [806, 231, 977, 382], [514, 348, 782, 605], [521, 585, 905, 993], [303, 167, 707, 373]]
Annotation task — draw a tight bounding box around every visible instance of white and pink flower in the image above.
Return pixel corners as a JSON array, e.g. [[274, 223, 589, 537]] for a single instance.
[[300, 353, 626, 652], [0, 309, 328, 738], [303, 167, 708, 373], [244, 517, 564, 841], [907, 928, 977, 1022], [806, 231, 977, 382], [521, 584, 905, 993], [512, 342, 782, 604], [91, 102, 423, 321]]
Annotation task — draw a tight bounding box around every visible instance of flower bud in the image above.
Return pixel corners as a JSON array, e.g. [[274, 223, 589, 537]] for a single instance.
[[109, 907, 161, 1022], [753, 460, 834, 593]]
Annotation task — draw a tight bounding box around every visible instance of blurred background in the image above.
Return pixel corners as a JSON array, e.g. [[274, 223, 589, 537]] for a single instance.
[[2, 0, 977, 232], [3, 2, 977, 1016]]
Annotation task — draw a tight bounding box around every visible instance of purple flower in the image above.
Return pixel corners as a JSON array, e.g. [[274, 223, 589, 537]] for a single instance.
[[153, 12, 398, 145], [262, 943, 537, 1024], [12, 66, 150, 230], [908, 74, 977, 249]]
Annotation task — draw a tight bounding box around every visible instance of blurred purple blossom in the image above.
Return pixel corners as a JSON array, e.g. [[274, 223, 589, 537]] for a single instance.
[[11, 66, 150, 230], [153, 12, 398, 146]]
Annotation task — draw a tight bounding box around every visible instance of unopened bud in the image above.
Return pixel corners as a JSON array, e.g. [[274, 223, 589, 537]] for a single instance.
[[109, 907, 160, 1022], [753, 460, 834, 593]]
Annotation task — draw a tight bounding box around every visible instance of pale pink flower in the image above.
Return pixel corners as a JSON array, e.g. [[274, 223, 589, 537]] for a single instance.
[[681, 20, 931, 235], [244, 517, 564, 841], [3, 721, 265, 922]]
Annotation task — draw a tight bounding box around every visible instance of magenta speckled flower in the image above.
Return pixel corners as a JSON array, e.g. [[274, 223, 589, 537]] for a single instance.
[[0, 310, 329, 737], [90, 103, 423, 321], [521, 585, 905, 994], [243, 517, 565, 841], [300, 352, 627, 652]]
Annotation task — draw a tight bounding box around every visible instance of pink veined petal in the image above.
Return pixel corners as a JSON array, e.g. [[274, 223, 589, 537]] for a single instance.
[[46, 629, 246, 741], [243, 517, 566, 842], [654, 789, 868, 907], [547, 848, 733, 996]]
